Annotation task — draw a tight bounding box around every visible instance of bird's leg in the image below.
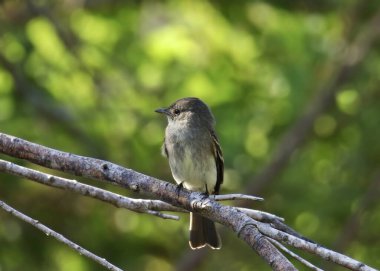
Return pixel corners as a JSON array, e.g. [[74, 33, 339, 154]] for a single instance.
[[201, 184, 210, 199], [175, 182, 184, 197]]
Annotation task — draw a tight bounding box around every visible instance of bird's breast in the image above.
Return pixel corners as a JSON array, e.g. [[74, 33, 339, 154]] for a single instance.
[[165, 124, 217, 193]]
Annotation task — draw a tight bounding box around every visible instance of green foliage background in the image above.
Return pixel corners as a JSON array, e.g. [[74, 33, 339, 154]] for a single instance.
[[0, 1, 379, 270]]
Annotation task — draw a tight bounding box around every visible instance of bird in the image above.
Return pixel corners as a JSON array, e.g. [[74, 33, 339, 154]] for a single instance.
[[155, 97, 223, 249]]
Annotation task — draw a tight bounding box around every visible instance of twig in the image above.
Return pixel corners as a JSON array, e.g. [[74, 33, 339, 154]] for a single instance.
[[0, 159, 180, 220], [237, 208, 284, 222], [269, 238, 324, 271], [255, 221, 377, 271], [212, 194, 264, 201], [0, 200, 123, 271]]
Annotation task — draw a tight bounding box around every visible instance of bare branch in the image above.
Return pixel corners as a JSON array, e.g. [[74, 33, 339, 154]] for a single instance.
[[269, 238, 323, 271], [212, 194, 264, 202], [0, 133, 296, 271], [237, 208, 285, 222], [0, 159, 286, 223], [255, 221, 377, 271], [1, 132, 376, 271], [0, 200, 123, 271], [0, 159, 179, 220]]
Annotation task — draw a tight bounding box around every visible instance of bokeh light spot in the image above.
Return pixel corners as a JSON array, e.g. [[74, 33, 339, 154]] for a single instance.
[[336, 89, 359, 115], [26, 17, 72, 69], [295, 212, 319, 236], [71, 10, 120, 48], [143, 256, 172, 271], [53, 248, 87, 271], [1, 34, 25, 63], [114, 209, 139, 233], [314, 114, 336, 137], [245, 127, 269, 158], [0, 69, 13, 94]]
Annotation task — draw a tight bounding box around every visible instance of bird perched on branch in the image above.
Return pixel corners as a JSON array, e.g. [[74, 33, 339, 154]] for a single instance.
[[155, 97, 223, 249]]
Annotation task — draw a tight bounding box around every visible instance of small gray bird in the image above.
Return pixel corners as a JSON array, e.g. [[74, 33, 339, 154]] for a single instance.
[[155, 97, 223, 249]]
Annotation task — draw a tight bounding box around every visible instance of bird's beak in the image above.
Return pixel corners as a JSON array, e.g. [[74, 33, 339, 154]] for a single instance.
[[155, 107, 171, 116]]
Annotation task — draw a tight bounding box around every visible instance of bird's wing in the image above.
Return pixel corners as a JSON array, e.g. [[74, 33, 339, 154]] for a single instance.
[[161, 138, 169, 158], [210, 130, 224, 194]]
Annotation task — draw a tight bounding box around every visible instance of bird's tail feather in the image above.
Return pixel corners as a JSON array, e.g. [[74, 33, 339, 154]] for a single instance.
[[189, 212, 221, 249]]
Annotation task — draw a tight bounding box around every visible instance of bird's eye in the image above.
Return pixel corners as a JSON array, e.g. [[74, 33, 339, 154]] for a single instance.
[[173, 109, 180, 115]]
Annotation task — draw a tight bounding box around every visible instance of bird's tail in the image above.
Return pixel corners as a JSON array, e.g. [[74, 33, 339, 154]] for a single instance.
[[189, 212, 221, 249]]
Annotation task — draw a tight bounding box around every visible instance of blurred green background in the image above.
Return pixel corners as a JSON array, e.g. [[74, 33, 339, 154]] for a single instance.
[[0, 0, 379, 270]]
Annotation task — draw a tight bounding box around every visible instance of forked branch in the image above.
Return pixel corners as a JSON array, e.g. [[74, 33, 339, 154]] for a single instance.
[[0, 132, 377, 271]]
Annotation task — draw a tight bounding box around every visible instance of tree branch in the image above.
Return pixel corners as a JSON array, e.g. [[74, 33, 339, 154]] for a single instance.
[[254, 221, 376, 271], [0, 159, 179, 220], [0, 132, 377, 271], [0, 200, 123, 271], [212, 194, 263, 201], [0, 159, 283, 224], [237, 208, 284, 222], [0, 132, 295, 271], [268, 238, 323, 271]]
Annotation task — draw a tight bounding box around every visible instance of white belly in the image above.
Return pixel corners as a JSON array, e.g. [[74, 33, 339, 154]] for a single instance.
[[169, 146, 217, 193]]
